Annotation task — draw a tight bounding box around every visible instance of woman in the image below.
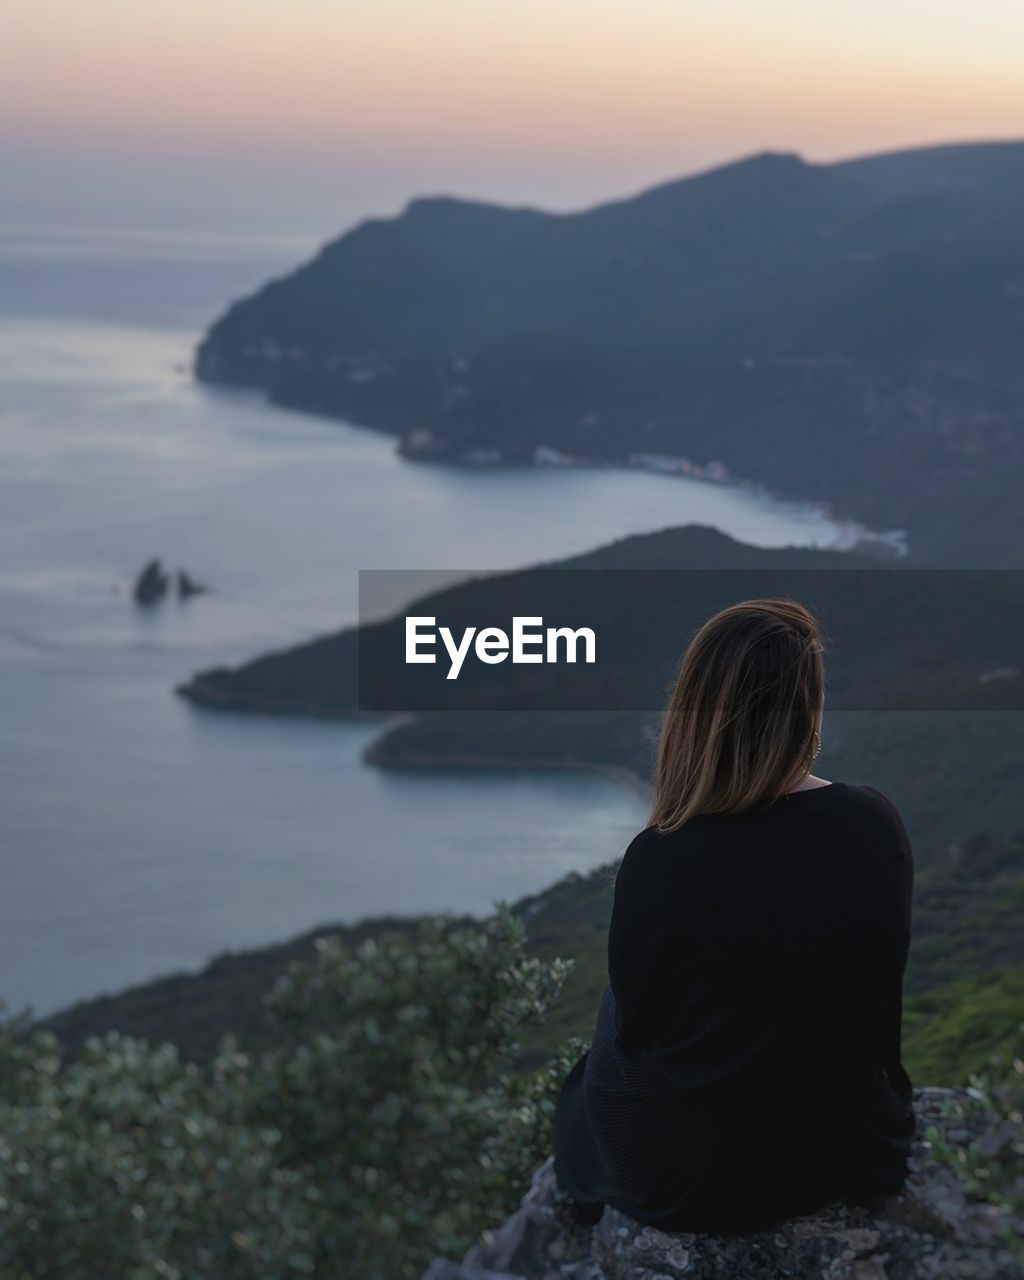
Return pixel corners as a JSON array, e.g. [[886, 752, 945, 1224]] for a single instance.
[[554, 599, 914, 1233]]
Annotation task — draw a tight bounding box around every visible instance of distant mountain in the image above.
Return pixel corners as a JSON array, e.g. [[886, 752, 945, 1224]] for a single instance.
[[177, 524, 1024, 857], [196, 142, 1024, 564], [178, 521, 1024, 718], [176, 525, 890, 717]]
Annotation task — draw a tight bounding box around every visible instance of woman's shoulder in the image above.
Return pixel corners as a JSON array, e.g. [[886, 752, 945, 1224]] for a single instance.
[[616, 820, 714, 885], [621, 821, 699, 860], [838, 782, 911, 833], [612, 824, 698, 911], [801, 783, 914, 875], [616, 824, 678, 878], [621, 783, 911, 849]]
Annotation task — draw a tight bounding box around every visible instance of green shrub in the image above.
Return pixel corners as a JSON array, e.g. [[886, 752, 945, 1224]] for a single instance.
[[0, 909, 573, 1279], [904, 966, 1024, 1084], [926, 1036, 1024, 1260]]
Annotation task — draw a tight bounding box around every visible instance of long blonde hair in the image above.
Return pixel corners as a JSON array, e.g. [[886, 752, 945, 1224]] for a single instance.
[[650, 598, 825, 831]]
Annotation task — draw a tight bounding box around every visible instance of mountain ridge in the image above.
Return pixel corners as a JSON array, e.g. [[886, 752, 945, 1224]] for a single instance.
[[195, 140, 1024, 564]]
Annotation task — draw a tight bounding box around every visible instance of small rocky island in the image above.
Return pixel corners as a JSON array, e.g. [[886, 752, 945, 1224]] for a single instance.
[[132, 558, 209, 605], [425, 1089, 1023, 1280], [132, 557, 170, 605]]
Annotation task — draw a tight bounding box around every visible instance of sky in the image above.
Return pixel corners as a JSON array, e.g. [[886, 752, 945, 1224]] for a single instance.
[[3, 0, 1024, 239]]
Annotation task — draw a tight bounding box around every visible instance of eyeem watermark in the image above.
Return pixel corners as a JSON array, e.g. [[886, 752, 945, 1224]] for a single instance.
[[406, 616, 597, 680]]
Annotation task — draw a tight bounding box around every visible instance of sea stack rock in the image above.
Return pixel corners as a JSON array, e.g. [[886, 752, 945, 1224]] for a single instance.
[[133, 558, 170, 605], [176, 570, 208, 599]]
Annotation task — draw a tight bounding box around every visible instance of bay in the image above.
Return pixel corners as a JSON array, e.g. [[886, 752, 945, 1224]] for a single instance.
[[0, 228, 843, 1015]]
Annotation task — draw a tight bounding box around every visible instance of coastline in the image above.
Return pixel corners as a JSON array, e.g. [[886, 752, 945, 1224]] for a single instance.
[[198, 367, 909, 559], [177, 681, 653, 797], [402, 437, 907, 557], [361, 739, 653, 801], [175, 676, 366, 719]]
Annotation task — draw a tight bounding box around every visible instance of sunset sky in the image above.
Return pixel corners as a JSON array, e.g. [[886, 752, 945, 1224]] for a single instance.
[[4, 0, 1024, 237]]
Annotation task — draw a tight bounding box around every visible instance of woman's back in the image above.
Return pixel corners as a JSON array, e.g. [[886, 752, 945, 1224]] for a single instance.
[[554, 782, 915, 1233]]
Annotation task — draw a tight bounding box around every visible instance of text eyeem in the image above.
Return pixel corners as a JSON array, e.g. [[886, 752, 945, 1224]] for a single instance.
[[405, 616, 597, 681]]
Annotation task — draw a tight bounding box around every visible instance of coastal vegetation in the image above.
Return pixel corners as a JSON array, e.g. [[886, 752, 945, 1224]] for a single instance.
[[24, 844, 1024, 1275], [4, 912, 571, 1279], [15, 908, 1023, 1276], [44, 828, 1024, 1089]]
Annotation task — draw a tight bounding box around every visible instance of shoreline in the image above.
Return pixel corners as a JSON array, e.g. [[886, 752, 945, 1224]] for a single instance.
[[177, 680, 653, 798], [402, 438, 907, 557], [361, 740, 653, 801], [175, 677, 365, 719], [199, 371, 909, 559]]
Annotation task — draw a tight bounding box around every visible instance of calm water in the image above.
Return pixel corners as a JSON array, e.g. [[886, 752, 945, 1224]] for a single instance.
[[0, 228, 842, 1016]]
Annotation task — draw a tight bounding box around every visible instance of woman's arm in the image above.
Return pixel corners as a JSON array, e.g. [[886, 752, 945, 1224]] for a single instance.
[[607, 828, 677, 1049]]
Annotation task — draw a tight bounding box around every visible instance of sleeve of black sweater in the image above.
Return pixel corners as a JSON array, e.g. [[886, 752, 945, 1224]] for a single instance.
[[607, 826, 680, 1050]]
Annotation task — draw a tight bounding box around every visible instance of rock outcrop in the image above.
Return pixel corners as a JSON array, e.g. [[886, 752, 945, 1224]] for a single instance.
[[131, 560, 209, 605], [424, 1089, 1022, 1280], [133, 557, 170, 605], [175, 570, 208, 599]]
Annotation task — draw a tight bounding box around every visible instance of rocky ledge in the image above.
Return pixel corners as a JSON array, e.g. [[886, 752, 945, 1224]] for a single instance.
[[424, 1089, 1022, 1280]]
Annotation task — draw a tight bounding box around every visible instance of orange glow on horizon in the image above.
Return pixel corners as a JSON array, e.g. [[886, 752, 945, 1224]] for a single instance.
[[3, 1, 1023, 195]]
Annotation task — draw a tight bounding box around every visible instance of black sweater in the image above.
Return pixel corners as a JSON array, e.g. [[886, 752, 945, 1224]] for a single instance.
[[553, 782, 915, 1232]]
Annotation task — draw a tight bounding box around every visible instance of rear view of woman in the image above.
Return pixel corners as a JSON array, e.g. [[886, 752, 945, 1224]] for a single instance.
[[554, 599, 914, 1232]]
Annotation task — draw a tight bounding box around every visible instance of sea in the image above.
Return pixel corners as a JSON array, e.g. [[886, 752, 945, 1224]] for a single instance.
[[0, 223, 845, 1015]]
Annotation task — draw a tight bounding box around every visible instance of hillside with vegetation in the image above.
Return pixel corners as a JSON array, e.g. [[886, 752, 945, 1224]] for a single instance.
[[14, 902, 1024, 1277], [196, 142, 1024, 565], [176, 524, 1024, 864], [178, 526, 897, 714], [44, 826, 1024, 1090], [29, 831, 1024, 1275], [178, 524, 1024, 721], [4, 913, 576, 1278]]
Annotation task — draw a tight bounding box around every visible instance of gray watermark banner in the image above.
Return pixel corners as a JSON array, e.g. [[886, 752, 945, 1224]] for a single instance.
[[356, 569, 1024, 713]]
